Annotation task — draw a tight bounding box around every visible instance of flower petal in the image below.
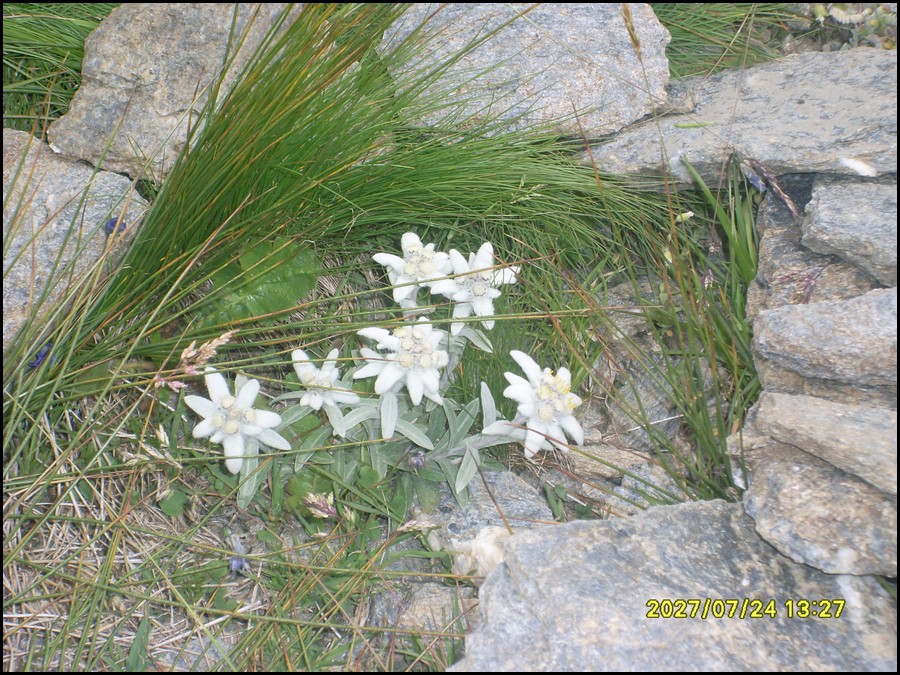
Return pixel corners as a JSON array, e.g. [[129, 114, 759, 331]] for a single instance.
[[406, 370, 424, 405], [192, 418, 216, 439], [373, 252, 405, 271], [184, 395, 216, 419], [503, 374, 534, 403], [358, 327, 390, 342], [559, 414, 584, 446], [235, 378, 260, 409], [222, 435, 245, 474], [205, 371, 231, 402], [510, 350, 543, 385], [523, 427, 547, 459], [374, 363, 405, 395]]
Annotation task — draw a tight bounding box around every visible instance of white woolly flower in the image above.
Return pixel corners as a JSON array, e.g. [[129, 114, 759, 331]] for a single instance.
[[291, 348, 361, 411], [429, 242, 519, 335], [372, 232, 452, 306], [185, 371, 290, 474], [353, 319, 449, 405], [501, 350, 583, 459]]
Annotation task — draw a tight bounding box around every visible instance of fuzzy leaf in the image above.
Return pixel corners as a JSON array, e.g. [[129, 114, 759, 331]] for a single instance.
[[395, 418, 435, 450], [458, 326, 493, 353], [480, 381, 497, 427], [237, 439, 262, 509], [323, 404, 348, 437], [455, 445, 480, 495], [448, 397, 479, 447], [380, 390, 399, 438], [342, 404, 379, 430]]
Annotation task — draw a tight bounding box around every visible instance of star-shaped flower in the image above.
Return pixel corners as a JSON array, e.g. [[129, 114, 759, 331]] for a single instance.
[[185, 371, 290, 474], [429, 242, 519, 335], [291, 348, 361, 411], [372, 232, 452, 306], [353, 319, 449, 405], [500, 350, 583, 459]]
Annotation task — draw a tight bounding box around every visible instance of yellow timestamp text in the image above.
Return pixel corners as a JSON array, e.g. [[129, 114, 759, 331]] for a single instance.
[[645, 598, 845, 620]]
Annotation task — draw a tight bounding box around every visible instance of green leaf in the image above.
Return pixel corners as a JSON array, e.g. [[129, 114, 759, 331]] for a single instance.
[[426, 403, 449, 443], [414, 477, 442, 513], [459, 326, 493, 353], [211, 587, 239, 612], [257, 527, 279, 547], [343, 405, 379, 430], [237, 439, 263, 510], [448, 397, 479, 446], [438, 457, 469, 509], [296, 425, 333, 471], [199, 241, 319, 328], [358, 464, 381, 490], [159, 489, 188, 517], [389, 476, 411, 519], [125, 611, 152, 671], [282, 406, 320, 439], [394, 418, 435, 450], [370, 445, 389, 480], [323, 403, 348, 437], [442, 400, 459, 445], [455, 445, 479, 495]]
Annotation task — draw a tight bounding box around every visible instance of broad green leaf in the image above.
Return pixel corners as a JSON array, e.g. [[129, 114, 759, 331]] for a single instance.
[[199, 241, 318, 328], [159, 489, 188, 517], [257, 527, 278, 547], [358, 464, 381, 489], [370, 445, 388, 479], [438, 458, 468, 509], [426, 403, 449, 444], [414, 477, 442, 513], [389, 480, 410, 519], [299, 426, 332, 452]]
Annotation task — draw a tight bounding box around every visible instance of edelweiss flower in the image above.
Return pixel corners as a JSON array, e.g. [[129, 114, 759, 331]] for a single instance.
[[354, 319, 449, 405], [372, 232, 451, 306], [430, 242, 519, 335], [291, 348, 361, 411], [501, 350, 583, 459], [185, 371, 290, 474]]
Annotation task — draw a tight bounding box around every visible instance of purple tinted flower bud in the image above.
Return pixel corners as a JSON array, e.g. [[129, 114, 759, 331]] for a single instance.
[[105, 217, 127, 235], [28, 342, 53, 368], [229, 555, 251, 574], [408, 450, 427, 470]]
